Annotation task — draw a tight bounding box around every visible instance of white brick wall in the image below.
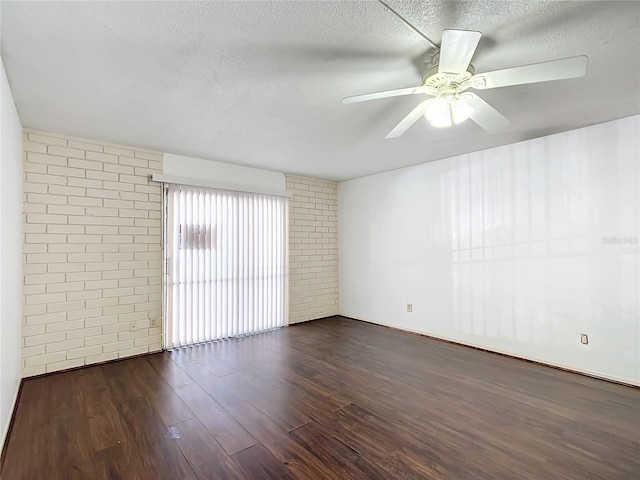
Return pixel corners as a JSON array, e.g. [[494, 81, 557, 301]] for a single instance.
[[22, 130, 163, 376], [286, 175, 338, 323]]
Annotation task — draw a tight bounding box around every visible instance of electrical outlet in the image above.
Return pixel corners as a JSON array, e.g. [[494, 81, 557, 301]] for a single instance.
[[580, 333, 588, 345], [407, 303, 413, 313], [130, 322, 137, 332]]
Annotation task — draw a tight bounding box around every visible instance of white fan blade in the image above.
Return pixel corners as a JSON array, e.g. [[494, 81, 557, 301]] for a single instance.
[[385, 100, 433, 138], [342, 86, 435, 104], [438, 29, 481, 75], [472, 55, 588, 89], [464, 93, 511, 133]]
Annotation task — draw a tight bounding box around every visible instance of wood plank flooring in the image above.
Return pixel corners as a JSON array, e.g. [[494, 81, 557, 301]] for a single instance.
[[2, 316, 639, 479]]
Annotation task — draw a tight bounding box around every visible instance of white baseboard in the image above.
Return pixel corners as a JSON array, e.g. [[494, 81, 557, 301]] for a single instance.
[[1, 379, 22, 454], [339, 313, 639, 388]]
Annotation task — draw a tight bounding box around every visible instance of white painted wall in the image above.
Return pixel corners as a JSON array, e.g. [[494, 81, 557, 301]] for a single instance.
[[339, 115, 640, 385], [0, 59, 24, 447], [163, 154, 285, 191]]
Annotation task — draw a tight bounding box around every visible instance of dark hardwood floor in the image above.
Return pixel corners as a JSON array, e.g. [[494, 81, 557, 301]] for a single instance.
[[2, 316, 639, 479]]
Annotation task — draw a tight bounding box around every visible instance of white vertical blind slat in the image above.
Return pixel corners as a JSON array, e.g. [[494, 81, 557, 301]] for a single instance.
[[197, 189, 204, 343], [165, 184, 286, 348], [251, 195, 257, 335], [215, 195, 222, 340], [166, 186, 175, 346], [204, 189, 212, 342], [233, 194, 239, 336]]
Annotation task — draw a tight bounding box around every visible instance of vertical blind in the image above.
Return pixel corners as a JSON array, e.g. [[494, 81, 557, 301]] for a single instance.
[[165, 184, 287, 348]]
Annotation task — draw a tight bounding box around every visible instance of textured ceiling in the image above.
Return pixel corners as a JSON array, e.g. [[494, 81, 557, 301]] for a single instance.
[[1, 1, 639, 181]]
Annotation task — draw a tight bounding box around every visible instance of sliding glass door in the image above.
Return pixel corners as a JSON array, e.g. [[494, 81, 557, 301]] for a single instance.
[[164, 184, 287, 348]]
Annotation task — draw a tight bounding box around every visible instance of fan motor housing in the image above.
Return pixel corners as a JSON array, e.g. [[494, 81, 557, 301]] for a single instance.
[[422, 64, 475, 94]]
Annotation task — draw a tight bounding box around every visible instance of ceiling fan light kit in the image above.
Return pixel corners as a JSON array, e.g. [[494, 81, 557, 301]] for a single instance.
[[342, 28, 588, 139], [424, 94, 475, 128]]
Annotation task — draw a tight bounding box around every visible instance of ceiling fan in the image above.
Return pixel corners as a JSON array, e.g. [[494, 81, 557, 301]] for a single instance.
[[343, 29, 588, 138]]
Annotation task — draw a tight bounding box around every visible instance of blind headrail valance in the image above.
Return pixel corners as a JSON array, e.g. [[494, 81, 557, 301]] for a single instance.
[[151, 173, 292, 198]]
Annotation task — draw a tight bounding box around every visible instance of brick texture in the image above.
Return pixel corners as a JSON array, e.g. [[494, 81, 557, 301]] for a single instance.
[[286, 175, 338, 323], [22, 131, 163, 376]]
